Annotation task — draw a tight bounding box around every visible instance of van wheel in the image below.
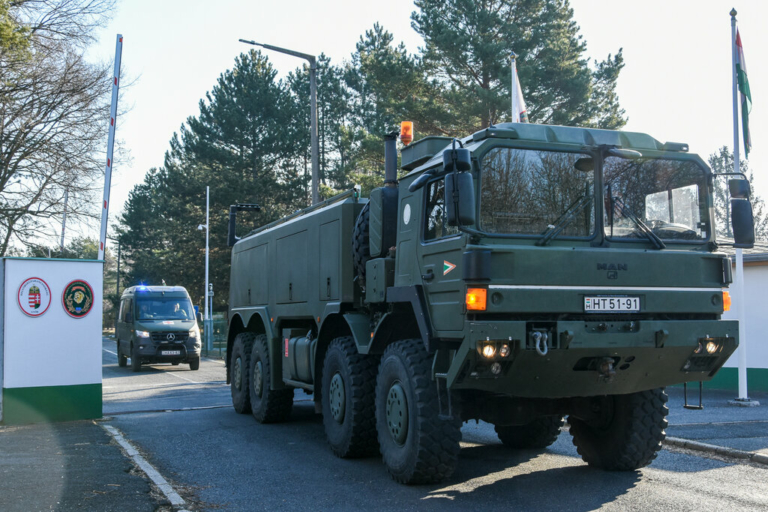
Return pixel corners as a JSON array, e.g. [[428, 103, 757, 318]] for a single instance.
[[249, 334, 293, 423], [230, 333, 253, 414], [117, 341, 127, 367], [189, 357, 200, 371], [321, 336, 379, 458], [495, 416, 563, 449], [376, 339, 462, 484], [352, 202, 370, 290], [131, 343, 141, 372], [569, 388, 668, 470]]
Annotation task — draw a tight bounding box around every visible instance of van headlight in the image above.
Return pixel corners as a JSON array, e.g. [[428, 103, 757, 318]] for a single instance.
[[189, 328, 199, 338], [136, 330, 150, 338]]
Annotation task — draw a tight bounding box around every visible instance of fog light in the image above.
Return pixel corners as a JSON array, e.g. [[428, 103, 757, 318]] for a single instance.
[[139, 345, 145, 350], [490, 362, 502, 375], [706, 341, 718, 354], [499, 343, 511, 358], [482, 344, 496, 358]]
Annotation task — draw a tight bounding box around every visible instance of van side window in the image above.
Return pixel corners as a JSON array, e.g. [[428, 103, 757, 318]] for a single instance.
[[123, 299, 132, 322], [425, 178, 459, 241]]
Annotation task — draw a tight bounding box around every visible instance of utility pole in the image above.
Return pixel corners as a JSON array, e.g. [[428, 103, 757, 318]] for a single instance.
[[238, 38, 319, 204]]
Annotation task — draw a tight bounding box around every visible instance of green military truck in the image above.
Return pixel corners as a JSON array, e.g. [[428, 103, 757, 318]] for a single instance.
[[225, 123, 754, 484]]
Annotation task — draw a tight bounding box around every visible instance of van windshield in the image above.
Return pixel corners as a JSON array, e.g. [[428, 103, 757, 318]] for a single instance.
[[136, 298, 195, 321]]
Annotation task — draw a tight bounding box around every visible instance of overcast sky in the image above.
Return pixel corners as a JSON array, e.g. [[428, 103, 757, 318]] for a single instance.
[[90, 0, 767, 247]]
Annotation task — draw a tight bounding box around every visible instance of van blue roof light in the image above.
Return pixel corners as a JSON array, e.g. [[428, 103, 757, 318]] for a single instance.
[[137, 286, 147, 292]]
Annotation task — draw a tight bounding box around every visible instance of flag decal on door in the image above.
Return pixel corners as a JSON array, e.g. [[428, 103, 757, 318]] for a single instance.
[[443, 261, 457, 275]]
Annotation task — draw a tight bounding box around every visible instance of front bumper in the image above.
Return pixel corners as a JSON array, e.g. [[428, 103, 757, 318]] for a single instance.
[[136, 341, 201, 362], [445, 319, 738, 398]]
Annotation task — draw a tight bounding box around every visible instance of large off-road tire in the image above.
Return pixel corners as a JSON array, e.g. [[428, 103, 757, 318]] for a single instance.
[[568, 388, 669, 471], [352, 202, 370, 290], [230, 333, 253, 414], [249, 334, 293, 423], [495, 415, 564, 449], [188, 357, 200, 371], [117, 341, 127, 367], [131, 343, 141, 372], [322, 336, 379, 458], [376, 339, 462, 484]]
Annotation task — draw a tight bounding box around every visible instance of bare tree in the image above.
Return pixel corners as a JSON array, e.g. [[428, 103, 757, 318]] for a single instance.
[[0, 0, 115, 255]]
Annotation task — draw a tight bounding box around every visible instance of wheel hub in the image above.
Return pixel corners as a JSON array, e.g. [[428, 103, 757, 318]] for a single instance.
[[386, 382, 408, 446], [233, 356, 243, 391], [329, 373, 346, 423], [253, 360, 263, 397]]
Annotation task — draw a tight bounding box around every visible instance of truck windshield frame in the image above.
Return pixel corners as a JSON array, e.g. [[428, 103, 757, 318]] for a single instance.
[[603, 156, 711, 244], [478, 146, 596, 240], [136, 297, 195, 321]]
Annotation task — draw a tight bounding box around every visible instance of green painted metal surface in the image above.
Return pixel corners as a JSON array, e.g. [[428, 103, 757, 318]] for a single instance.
[[2, 384, 102, 425]]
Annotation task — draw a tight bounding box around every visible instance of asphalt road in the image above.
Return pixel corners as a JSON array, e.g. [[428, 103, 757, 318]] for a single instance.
[[100, 338, 768, 511]]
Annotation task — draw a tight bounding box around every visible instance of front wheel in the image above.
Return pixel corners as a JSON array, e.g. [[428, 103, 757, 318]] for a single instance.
[[188, 357, 200, 371], [117, 341, 127, 367], [376, 339, 462, 484], [569, 388, 669, 471]]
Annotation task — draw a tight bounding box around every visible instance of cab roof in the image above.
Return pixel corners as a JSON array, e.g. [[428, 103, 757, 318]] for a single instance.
[[403, 122, 691, 177], [122, 285, 189, 297]]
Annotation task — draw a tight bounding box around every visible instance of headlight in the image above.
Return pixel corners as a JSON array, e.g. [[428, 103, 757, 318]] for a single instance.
[[189, 328, 198, 338], [481, 344, 496, 358], [136, 330, 150, 338]]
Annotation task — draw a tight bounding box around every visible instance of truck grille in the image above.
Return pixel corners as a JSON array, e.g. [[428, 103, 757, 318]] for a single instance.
[[151, 332, 189, 342]]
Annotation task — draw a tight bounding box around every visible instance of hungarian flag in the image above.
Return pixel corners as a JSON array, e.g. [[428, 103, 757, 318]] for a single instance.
[[736, 29, 752, 157]]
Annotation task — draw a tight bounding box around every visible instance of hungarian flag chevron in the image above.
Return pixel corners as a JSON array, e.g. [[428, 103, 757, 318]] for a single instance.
[[736, 29, 752, 157]]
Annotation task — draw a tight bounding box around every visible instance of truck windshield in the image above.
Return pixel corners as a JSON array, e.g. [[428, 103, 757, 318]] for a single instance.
[[136, 298, 195, 321], [480, 147, 594, 237], [604, 157, 709, 242]]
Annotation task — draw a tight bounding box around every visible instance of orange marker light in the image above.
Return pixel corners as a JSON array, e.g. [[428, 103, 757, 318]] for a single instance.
[[466, 288, 487, 311], [400, 121, 413, 145], [723, 291, 731, 312]]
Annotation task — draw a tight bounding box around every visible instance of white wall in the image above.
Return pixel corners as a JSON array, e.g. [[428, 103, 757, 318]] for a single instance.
[[3, 259, 103, 388], [723, 264, 768, 370]]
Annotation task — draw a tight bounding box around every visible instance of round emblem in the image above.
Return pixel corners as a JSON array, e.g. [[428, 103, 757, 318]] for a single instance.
[[18, 277, 52, 317], [62, 280, 94, 319], [167, 333, 176, 342], [403, 203, 411, 225]]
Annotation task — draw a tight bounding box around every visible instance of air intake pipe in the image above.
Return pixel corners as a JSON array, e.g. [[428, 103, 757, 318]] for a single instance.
[[384, 130, 399, 187], [228, 203, 261, 247]]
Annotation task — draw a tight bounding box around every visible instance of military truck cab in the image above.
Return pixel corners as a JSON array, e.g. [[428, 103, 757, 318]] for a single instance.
[[226, 122, 755, 484], [116, 286, 202, 372]]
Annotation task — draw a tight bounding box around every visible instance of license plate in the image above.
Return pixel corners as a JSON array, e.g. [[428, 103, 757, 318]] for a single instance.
[[161, 350, 181, 356], [584, 296, 640, 313]]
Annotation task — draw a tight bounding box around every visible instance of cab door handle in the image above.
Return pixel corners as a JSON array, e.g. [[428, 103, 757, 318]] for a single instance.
[[422, 270, 434, 282]]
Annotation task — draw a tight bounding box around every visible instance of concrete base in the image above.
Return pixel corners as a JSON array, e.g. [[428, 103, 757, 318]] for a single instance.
[[728, 398, 761, 407]]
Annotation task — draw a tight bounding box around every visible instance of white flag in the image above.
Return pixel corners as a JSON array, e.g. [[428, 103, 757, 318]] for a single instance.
[[511, 61, 529, 123]]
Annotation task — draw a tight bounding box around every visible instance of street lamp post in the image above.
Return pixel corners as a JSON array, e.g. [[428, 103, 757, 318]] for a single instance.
[[198, 186, 212, 352], [239, 38, 319, 205]]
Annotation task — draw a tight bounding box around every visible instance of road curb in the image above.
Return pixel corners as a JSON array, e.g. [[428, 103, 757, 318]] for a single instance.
[[664, 436, 768, 466]]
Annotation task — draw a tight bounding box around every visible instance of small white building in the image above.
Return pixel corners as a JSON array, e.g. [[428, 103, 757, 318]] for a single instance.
[[716, 243, 768, 393]]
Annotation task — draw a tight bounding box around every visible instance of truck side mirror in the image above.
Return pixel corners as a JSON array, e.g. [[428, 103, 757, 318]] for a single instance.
[[731, 198, 755, 248], [729, 178, 751, 199], [445, 172, 476, 227]]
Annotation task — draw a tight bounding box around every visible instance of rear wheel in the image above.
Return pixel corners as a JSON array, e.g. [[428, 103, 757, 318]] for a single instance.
[[249, 334, 293, 423], [117, 341, 127, 367], [495, 416, 563, 449], [131, 343, 141, 373], [188, 357, 200, 371], [230, 333, 253, 414], [376, 339, 462, 484], [321, 337, 378, 458], [568, 388, 669, 471]]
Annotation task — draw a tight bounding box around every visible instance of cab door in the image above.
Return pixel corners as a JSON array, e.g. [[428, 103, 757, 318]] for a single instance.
[[418, 177, 465, 334]]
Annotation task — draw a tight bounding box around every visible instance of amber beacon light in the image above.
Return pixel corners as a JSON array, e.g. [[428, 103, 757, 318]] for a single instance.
[[722, 291, 731, 312], [400, 121, 413, 145], [466, 288, 487, 311]]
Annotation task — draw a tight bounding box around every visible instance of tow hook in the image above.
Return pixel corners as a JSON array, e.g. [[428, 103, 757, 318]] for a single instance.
[[532, 331, 549, 356], [597, 357, 616, 383]]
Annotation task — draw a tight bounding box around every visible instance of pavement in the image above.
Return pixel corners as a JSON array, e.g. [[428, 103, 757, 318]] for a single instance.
[[0, 337, 766, 511]]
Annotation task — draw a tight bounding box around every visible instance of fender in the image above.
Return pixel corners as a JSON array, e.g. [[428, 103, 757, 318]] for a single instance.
[[386, 285, 434, 352]]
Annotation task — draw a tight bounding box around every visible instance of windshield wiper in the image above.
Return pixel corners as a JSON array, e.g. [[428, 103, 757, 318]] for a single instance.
[[611, 197, 666, 249], [537, 194, 593, 246]]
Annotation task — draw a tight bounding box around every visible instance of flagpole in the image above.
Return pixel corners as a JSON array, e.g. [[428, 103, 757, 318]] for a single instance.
[[730, 8, 751, 405], [510, 52, 517, 122]]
